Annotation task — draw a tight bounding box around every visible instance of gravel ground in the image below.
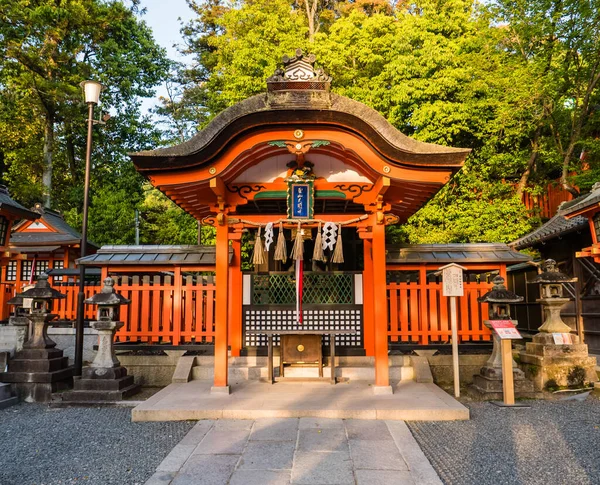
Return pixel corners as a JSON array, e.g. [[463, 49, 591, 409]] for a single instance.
[[408, 395, 600, 485], [0, 403, 195, 485]]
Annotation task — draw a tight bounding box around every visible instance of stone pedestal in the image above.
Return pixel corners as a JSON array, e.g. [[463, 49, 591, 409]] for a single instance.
[[0, 313, 73, 402], [519, 332, 597, 391], [472, 320, 537, 399], [54, 320, 139, 404], [472, 369, 538, 399], [538, 298, 572, 333]]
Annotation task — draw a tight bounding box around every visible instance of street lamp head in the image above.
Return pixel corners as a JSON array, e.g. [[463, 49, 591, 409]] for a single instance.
[[80, 80, 105, 105]]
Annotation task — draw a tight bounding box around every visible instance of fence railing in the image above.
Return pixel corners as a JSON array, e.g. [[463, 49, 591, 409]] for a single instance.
[[387, 275, 494, 344], [52, 274, 216, 345], [521, 183, 573, 219], [3, 268, 497, 346]]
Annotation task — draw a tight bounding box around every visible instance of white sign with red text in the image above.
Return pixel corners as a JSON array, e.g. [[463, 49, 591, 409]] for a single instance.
[[490, 320, 522, 340]]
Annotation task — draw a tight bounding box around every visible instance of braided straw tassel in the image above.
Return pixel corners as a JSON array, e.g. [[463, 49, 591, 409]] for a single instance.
[[312, 222, 324, 262], [252, 226, 266, 266], [274, 221, 287, 263], [331, 224, 344, 263], [291, 222, 304, 260]]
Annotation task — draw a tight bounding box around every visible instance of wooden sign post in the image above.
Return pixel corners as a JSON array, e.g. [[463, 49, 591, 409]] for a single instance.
[[438, 263, 466, 398], [489, 320, 524, 407]]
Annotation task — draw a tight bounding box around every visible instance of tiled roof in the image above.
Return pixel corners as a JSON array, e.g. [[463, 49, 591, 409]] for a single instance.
[[11, 233, 81, 246], [78, 245, 229, 266], [561, 182, 600, 216], [511, 213, 588, 250], [0, 186, 39, 220], [510, 186, 598, 250], [385, 244, 531, 264], [10, 204, 98, 249]]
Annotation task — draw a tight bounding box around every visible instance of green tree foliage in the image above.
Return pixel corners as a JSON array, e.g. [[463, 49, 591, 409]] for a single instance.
[[158, 0, 600, 244], [4, 0, 599, 247], [0, 0, 170, 240], [491, 0, 600, 197], [165, 0, 549, 243], [137, 186, 214, 245]]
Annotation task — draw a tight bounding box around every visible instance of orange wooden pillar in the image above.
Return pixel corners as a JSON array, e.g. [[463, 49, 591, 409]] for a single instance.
[[213, 217, 230, 393], [362, 237, 375, 357], [228, 235, 243, 357], [372, 217, 391, 393]]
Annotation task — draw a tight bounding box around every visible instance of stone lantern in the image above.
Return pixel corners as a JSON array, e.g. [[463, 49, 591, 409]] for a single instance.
[[56, 277, 139, 404], [20, 273, 66, 349], [85, 277, 130, 372], [520, 259, 597, 390], [472, 276, 535, 398], [0, 274, 73, 402], [529, 259, 575, 334], [6, 295, 29, 325]]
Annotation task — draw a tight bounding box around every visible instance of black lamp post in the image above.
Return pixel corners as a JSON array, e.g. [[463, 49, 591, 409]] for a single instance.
[[74, 80, 104, 376]]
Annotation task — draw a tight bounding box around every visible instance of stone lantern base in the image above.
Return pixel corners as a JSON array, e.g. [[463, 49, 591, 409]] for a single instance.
[[0, 347, 73, 402], [472, 368, 539, 400], [54, 366, 140, 405], [53, 320, 140, 404], [519, 333, 597, 391]]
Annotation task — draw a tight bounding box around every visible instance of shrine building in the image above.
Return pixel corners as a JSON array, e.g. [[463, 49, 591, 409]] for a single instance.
[[118, 50, 527, 393]]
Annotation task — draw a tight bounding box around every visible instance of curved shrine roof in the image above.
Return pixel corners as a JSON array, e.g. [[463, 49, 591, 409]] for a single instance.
[[131, 92, 470, 172], [130, 50, 471, 223]]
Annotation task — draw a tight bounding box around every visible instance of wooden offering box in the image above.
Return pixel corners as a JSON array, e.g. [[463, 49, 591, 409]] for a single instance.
[[281, 334, 323, 377]]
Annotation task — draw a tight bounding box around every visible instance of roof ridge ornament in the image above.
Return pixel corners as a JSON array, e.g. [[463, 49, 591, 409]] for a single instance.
[[267, 48, 331, 92]]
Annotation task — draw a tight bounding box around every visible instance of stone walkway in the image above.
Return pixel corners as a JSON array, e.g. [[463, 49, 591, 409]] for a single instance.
[[145, 417, 442, 485]]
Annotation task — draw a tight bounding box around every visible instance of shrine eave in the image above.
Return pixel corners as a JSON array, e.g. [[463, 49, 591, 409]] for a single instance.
[[130, 93, 470, 173]]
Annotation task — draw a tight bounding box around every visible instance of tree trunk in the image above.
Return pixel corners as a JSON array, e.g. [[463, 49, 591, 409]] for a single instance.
[[516, 126, 542, 199], [65, 122, 77, 183], [42, 115, 54, 208], [305, 0, 317, 43], [561, 140, 580, 197]]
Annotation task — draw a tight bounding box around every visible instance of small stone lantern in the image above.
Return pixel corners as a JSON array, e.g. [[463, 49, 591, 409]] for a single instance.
[[472, 276, 535, 398], [7, 295, 29, 319], [477, 276, 524, 377], [0, 274, 73, 402], [56, 277, 140, 403], [84, 277, 130, 372], [19, 273, 66, 349], [529, 259, 576, 334]]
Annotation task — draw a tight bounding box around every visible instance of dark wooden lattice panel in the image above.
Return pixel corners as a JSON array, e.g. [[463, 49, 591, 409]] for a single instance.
[[243, 306, 362, 347]]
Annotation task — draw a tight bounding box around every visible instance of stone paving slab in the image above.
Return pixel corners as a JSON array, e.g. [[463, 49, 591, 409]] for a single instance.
[[291, 451, 354, 484], [297, 428, 348, 452], [349, 439, 408, 471], [132, 379, 469, 422], [144, 417, 443, 485], [239, 440, 296, 470]]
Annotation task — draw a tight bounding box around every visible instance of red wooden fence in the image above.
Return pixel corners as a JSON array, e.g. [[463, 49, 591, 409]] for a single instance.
[[53, 283, 98, 321], [52, 275, 216, 345], [112, 275, 216, 344], [387, 271, 495, 344], [5, 268, 498, 346], [521, 184, 573, 219]]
